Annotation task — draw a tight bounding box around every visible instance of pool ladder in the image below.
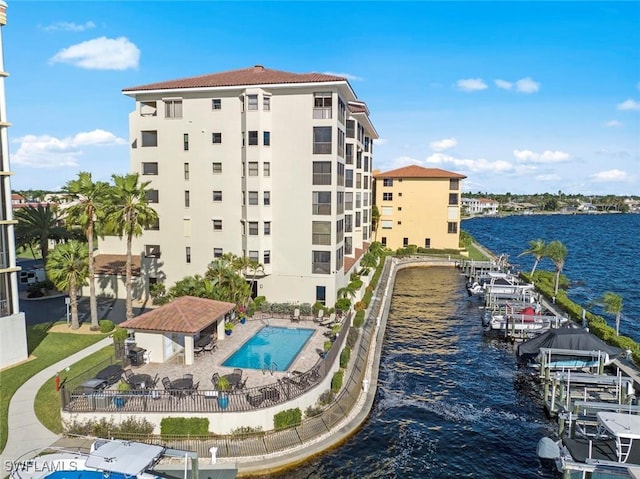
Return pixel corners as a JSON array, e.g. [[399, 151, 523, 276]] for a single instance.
[[262, 361, 279, 376]]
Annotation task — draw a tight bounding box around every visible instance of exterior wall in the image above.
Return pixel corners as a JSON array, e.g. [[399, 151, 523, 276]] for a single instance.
[[375, 177, 462, 250], [99, 77, 377, 308], [132, 332, 165, 363], [0, 1, 28, 369], [79, 273, 146, 303]]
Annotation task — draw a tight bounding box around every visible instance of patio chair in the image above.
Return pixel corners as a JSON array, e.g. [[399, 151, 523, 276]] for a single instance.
[[161, 377, 172, 390], [183, 373, 193, 380], [315, 309, 324, 323], [211, 373, 220, 388], [233, 368, 243, 378], [151, 373, 159, 388], [246, 391, 263, 407], [291, 308, 301, 322], [185, 382, 200, 399], [203, 342, 215, 354], [235, 378, 247, 391], [319, 313, 336, 327], [123, 369, 134, 380]]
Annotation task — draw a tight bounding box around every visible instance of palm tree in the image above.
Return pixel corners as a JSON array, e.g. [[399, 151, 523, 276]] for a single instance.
[[545, 240, 568, 296], [601, 292, 624, 336], [360, 251, 378, 272], [104, 173, 159, 320], [47, 241, 89, 330], [63, 172, 110, 330], [519, 238, 546, 275], [368, 241, 385, 259], [14, 204, 65, 265], [371, 205, 380, 240]]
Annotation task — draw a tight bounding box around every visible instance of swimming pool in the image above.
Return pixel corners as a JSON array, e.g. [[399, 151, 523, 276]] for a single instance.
[[222, 326, 315, 371]]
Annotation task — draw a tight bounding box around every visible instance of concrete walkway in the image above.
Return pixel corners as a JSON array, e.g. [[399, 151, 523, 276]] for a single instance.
[[0, 337, 112, 467]]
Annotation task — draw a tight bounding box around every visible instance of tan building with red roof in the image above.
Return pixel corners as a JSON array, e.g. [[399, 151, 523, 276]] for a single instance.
[[373, 165, 466, 251], [98, 65, 378, 307]]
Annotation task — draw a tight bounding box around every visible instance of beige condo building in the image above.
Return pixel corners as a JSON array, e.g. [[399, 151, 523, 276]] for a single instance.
[[98, 66, 378, 307], [373, 165, 466, 251]]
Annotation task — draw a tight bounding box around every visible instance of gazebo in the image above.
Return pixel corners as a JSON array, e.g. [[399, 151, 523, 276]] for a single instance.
[[119, 296, 235, 365]]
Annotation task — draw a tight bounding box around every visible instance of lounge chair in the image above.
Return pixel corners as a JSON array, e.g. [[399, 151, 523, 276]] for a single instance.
[[315, 309, 324, 323], [291, 308, 301, 322], [203, 341, 215, 353], [161, 377, 172, 390], [319, 313, 336, 327]]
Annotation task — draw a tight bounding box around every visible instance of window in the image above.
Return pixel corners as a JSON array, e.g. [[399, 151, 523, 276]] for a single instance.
[[336, 219, 344, 243], [448, 222, 458, 234], [141, 131, 158, 147], [425, 238, 431, 248], [381, 219, 392, 229], [316, 285, 326, 305], [345, 214, 353, 232], [338, 98, 346, 124], [263, 131, 270, 146], [248, 222, 259, 235], [212, 98, 221, 110], [363, 175, 369, 189], [356, 172, 362, 189], [344, 236, 353, 255], [403, 238, 409, 247], [337, 129, 345, 158], [263, 162, 271, 177], [264, 221, 271, 235], [248, 191, 259, 205], [364, 136, 370, 152], [356, 151, 362, 169], [184, 191, 190, 207], [383, 192, 393, 201], [313, 127, 332, 154], [263, 191, 271, 205], [213, 247, 223, 258], [449, 193, 459, 205], [337, 191, 344, 215], [381, 237, 387, 247], [146, 218, 160, 231], [263, 95, 271, 111], [335, 246, 343, 272], [355, 211, 361, 227], [345, 192, 353, 210], [312, 191, 331, 215], [185, 247, 191, 264], [140, 101, 157, 117], [184, 163, 189, 180], [212, 162, 222, 174], [213, 219, 222, 231], [264, 250, 271, 264], [312, 161, 332, 185], [146, 190, 159, 203], [313, 92, 332, 119], [345, 169, 353, 188], [248, 131, 258, 146], [345, 144, 353, 164], [248, 162, 259, 176], [145, 245, 161, 258], [450, 178, 459, 190], [249, 250, 259, 262], [346, 120, 355, 138], [213, 191, 222, 202], [247, 94, 259, 110], [337, 162, 345, 187], [142, 162, 158, 175], [356, 192, 361, 209], [364, 156, 369, 172], [312, 251, 331, 274], [212, 132, 222, 144], [183, 133, 189, 151], [164, 99, 182, 119], [363, 209, 368, 223], [312, 221, 331, 245]]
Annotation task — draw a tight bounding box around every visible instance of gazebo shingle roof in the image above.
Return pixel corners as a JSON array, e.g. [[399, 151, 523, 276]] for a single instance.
[[120, 296, 235, 334]]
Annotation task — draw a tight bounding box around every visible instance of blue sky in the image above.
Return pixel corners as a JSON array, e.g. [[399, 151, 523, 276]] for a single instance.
[[4, 1, 639, 195]]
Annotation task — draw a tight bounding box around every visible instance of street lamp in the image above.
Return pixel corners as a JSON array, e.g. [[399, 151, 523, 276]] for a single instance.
[[65, 297, 70, 327]]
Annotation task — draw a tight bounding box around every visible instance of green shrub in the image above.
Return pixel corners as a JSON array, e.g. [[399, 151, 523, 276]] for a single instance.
[[350, 278, 363, 289], [317, 390, 334, 406], [354, 310, 365, 328], [335, 298, 351, 312], [112, 327, 129, 341], [160, 417, 209, 437], [274, 408, 302, 430], [346, 327, 359, 348], [331, 371, 344, 393], [312, 301, 324, 314], [230, 425, 263, 436], [340, 347, 351, 368], [64, 416, 153, 438], [324, 340, 332, 352], [304, 405, 324, 418], [99, 320, 115, 333]]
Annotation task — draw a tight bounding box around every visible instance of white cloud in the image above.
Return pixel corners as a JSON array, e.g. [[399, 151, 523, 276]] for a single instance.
[[12, 129, 126, 168], [535, 174, 561, 182], [322, 71, 363, 81], [426, 152, 516, 173], [429, 137, 457, 151], [515, 77, 540, 93], [604, 120, 624, 127], [456, 78, 488, 92], [617, 99, 640, 111], [494, 79, 513, 90], [596, 148, 631, 158], [590, 169, 629, 182], [49, 37, 140, 70], [40, 21, 96, 32], [513, 149, 570, 163]]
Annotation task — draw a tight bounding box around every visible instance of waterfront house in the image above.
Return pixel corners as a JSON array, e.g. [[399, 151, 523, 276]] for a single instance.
[[461, 197, 499, 216]]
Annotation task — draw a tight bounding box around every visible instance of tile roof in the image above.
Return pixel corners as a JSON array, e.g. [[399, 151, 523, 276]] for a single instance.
[[94, 254, 141, 276], [123, 65, 347, 92], [374, 165, 466, 179], [120, 296, 235, 334]]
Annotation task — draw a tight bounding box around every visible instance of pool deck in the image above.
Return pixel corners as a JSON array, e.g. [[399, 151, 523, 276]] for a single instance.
[[120, 316, 331, 392]]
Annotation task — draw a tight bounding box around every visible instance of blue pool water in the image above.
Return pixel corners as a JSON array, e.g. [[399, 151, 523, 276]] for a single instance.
[[222, 326, 315, 371]]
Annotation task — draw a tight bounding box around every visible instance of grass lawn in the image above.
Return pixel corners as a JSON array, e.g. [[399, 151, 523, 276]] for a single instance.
[[0, 322, 108, 453], [466, 243, 489, 261], [35, 346, 114, 434]]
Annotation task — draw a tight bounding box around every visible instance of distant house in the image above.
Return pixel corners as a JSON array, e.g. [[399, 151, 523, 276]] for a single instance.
[[461, 197, 499, 216], [577, 202, 597, 212]]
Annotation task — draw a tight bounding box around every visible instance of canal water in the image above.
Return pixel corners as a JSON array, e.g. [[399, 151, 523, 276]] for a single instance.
[[260, 266, 556, 478]]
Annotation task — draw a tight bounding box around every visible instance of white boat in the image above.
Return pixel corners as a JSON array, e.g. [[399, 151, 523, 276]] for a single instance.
[[8, 439, 196, 479]]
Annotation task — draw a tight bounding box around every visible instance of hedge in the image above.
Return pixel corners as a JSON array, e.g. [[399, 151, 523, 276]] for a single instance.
[[340, 347, 351, 368], [160, 417, 209, 437], [331, 371, 344, 393], [274, 408, 302, 430]]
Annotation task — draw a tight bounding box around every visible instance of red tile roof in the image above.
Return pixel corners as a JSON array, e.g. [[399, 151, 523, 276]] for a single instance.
[[348, 101, 368, 114], [120, 296, 235, 334], [123, 65, 347, 92], [94, 254, 141, 276], [374, 165, 466, 179]]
